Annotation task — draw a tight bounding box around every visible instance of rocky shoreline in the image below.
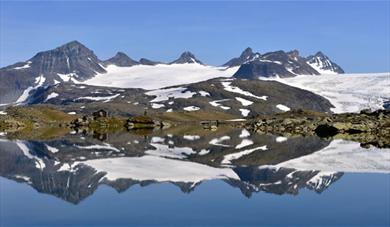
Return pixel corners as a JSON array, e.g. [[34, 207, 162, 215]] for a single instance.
[[1, 106, 389, 148], [246, 109, 390, 148]]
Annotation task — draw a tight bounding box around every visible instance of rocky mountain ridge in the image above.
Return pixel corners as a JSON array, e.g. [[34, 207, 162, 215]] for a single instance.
[[0, 40, 344, 104]]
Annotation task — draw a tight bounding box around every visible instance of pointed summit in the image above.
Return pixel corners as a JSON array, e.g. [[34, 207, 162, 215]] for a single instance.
[[28, 40, 105, 78], [240, 47, 254, 58], [60, 40, 85, 48], [170, 51, 203, 64], [104, 52, 139, 67], [306, 51, 344, 74], [223, 47, 260, 67], [0, 40, 106, 103]]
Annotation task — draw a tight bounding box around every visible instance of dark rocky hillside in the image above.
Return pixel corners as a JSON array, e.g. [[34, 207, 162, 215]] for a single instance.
[[29, 78, 333, 117]]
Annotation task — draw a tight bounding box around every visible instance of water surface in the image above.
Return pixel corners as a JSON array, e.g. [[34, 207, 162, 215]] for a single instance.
[[0, 126, 389, 226]]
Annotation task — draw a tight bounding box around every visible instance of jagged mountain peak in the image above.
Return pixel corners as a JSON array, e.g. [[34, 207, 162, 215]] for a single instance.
[[287, 49, 300, 58], [104, 51, 139, 67], [170, 51, 203, 64], [306, 51, 345, 74], [223, 47, 260, 67], [240, 47, 254, 58], [233, 49, 320, 79]]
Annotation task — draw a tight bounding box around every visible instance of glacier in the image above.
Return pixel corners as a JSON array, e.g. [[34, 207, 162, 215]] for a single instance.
[[272, 72, 390, 113]]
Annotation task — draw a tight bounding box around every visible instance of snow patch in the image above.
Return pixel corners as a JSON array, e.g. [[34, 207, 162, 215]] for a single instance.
[[183, 135, 201, 141], [45, 92, 59, 102], [209, 99, 231, 110], [75, 94, 120, 102], [146, 87, 196, 102], [276, 136, 288, 143], [221, 81, 267, 100], [209, 136, 231, 147], [239, 108, 250, 117], [235, 139, 254, 149], [235, 97, 253, 106], [75, 143, 120, 152], [198, 91, 210, 97], [183, 106, 200, 111], [13, 62, 31, 70], [45, 144, 59, 153], [151, 103, 165, 109], [276, 104, 291, 111], [239, 129, 250, 138], [16, 74, 46, 104], [222, 146, 268, 165]]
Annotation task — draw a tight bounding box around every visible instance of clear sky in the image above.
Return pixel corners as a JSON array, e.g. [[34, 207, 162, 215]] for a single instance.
[[0, 1, 389, 73]]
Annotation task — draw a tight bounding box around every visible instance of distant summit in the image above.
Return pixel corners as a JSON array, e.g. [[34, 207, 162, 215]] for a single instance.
[[170, 51, 203, 64], [28, 40, 106, 80], [306, 51, 344, 74], [104, 52, 139, 67], [233, 50, 319, 79], [231, 48, 344, 79], [223, 47, 261, 67], [0, 40, 106, 103]]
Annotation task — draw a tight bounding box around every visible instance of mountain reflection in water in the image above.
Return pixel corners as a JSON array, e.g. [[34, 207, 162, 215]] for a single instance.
[[0, 126, 389, 204]]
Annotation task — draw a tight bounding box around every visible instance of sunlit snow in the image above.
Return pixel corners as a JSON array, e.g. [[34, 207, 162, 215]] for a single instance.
[[83, 64, 239, 90], [275, 73, 390, 113]]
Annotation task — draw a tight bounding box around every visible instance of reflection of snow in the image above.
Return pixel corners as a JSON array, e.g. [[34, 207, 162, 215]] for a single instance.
[[277, 139, 390, 173], [80, 155, 239, 183], [16, 141, 46, 170], [222, 146, 267, 165], [209, 136, 231, 147]]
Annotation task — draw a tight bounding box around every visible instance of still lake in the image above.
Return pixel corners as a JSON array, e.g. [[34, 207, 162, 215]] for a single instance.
[[0, 126, 389, 226]]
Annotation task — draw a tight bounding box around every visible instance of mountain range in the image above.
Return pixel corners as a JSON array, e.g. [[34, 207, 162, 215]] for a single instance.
[[0, 40, 344, 105]]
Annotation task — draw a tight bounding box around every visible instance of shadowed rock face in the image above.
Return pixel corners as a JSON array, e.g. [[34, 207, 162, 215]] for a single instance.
[[0, 41, 106, 104], [0, 129, 337, 204], [104, 52, 139, 67]]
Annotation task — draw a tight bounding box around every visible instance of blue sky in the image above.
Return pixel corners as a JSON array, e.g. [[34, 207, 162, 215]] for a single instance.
[[0, 1, 389, 72]]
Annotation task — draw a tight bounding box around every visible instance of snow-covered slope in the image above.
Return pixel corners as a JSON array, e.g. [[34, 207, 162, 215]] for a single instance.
[[272, 73, 390, 113], [277, 139, 390, 173], [83, 64, 239, 90], [306, 51, 344, 74]]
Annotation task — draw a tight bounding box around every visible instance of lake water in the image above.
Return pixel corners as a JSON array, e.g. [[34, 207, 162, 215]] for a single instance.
[[0, 126, 389, 226]]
